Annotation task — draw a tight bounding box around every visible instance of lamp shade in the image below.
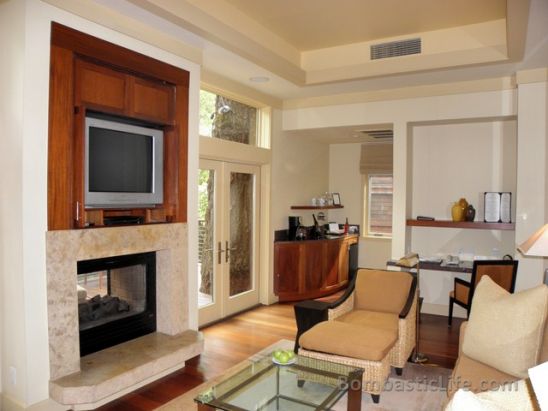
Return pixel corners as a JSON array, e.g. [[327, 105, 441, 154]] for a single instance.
[[518, 224, 548, 256]]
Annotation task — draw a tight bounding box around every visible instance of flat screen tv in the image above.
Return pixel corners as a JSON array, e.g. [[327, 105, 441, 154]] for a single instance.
[[85, 116, 164, 208]]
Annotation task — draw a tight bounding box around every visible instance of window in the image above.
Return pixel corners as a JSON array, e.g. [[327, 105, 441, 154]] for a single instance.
[[200, 89, 266, 147], [366, 174, 393, 237]]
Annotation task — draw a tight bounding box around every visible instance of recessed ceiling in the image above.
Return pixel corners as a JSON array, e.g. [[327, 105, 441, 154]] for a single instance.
[[223, 0, 507, 51]]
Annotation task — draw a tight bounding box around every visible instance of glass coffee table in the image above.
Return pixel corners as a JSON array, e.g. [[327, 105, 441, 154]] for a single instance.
[[194, 354, 364, 410]]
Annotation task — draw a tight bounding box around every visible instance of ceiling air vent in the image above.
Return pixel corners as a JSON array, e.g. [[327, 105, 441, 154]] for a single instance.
[[359, 129, 393, 139], [370, 38, 421, 60]]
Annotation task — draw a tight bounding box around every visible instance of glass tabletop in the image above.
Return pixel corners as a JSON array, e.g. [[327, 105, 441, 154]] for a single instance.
[[195, 354, 363, 411]]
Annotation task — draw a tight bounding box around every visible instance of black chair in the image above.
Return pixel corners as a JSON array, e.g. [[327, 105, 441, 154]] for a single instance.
[[448, 259, 518, 326]]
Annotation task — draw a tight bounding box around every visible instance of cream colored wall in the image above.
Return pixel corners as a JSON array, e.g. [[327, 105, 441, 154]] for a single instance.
[[283, 89, 517, 261], [0, 0, 201, 408], [0, 0, 26, 402], [410, 120, 517, 315], [270, 121, 330, 300], [515, 79, 548, 291], [328, 143, 392, 269]]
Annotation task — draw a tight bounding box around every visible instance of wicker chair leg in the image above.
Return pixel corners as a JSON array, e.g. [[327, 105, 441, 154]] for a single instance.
[[297, 379, 305, 388], [395, 367, 403, 376], [448, 297, 454, 326], [371, 394, 380, 403]]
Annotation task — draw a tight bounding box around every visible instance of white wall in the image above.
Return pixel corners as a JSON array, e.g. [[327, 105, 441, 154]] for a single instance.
[[0, 0, 201, 408], [328, 143, 392, 269], [270, 133, 330, 230], [411, 120, 517, 256], [409, 120, 517, 315], [515, 80, 548, 291], [270, 126, 329, 303], [0, 0, 26, 402]]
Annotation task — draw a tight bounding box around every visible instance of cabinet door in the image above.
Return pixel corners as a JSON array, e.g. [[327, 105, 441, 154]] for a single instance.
[[75, 59, 126, 113], [325, 240, 341, 288], [303, 242, 325, 292], [129, 77, 173, 124], [274, 243, 300, 294]]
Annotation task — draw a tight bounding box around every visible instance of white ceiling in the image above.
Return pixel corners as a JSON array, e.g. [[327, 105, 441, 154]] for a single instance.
[[96, 0, 547, 101], [223, 0, 507, 51]]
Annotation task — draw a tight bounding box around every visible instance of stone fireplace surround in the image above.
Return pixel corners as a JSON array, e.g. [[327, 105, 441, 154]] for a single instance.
[[46, 223, 203, 409]]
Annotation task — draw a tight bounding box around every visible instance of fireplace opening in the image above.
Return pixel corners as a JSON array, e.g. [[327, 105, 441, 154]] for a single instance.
[[77, 252, 156, 356]]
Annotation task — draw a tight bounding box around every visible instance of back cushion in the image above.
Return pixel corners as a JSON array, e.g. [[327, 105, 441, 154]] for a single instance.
[[541, 311, 548, 363], [354, 269, 413, 314]]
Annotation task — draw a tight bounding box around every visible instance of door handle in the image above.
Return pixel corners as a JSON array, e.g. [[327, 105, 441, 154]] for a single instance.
[[217, 241, 225, 264], [225, 240, 237, 263]]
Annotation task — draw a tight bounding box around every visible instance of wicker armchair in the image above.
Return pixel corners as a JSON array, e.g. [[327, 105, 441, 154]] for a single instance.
[[294, 268, 417, 403]]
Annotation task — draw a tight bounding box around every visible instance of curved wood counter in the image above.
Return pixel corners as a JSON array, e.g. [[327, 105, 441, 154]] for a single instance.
[[274, 234, 359, 302]]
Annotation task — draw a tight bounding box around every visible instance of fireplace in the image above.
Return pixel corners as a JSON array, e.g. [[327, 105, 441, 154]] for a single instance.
[[77, 252, 156, 356]]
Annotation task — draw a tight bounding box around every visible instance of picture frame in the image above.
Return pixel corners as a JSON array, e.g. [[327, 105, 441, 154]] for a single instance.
[[332, 193, 341, 206]]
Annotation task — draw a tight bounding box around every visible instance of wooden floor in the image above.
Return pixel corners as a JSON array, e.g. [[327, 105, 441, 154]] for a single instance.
[[97, 303, 463, 410]]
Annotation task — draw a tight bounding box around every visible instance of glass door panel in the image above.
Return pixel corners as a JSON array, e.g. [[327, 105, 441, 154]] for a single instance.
[[229, 172, 254, 297], [198, 168, 214, 308], [198, 160, 260, 325]]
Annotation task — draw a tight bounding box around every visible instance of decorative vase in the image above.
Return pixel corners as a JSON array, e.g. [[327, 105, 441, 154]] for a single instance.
[[451, 202, 464, 222], [465, 204, 476, 222]]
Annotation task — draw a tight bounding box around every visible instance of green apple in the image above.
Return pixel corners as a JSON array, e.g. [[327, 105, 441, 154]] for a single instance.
[[273, 350, 284, 361], [286, 350, 295, 360], [277, 352, 289, 364]]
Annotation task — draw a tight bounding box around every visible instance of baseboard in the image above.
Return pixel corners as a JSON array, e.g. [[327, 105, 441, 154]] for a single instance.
[[422, 302, 467, 318], [1, 394, 67, 411], [1, 393, 25, 411]]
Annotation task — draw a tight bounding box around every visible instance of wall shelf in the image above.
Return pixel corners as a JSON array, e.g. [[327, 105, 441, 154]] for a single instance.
[[291, 205, 344, 210], [406, 219, 515, 230]]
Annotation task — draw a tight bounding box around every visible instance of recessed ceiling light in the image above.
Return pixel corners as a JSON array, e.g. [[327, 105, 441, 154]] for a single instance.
[[249, 76, 270, 83]]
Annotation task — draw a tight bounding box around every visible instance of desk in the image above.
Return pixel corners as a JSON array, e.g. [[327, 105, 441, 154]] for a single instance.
[[386, 260, 473, 274]]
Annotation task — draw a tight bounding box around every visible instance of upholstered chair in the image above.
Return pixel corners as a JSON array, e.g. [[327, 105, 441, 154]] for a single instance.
[[294, 268, 417, 403]]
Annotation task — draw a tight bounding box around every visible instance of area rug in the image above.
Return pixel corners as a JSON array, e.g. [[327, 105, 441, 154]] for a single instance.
[[156, 340, 450, 411]]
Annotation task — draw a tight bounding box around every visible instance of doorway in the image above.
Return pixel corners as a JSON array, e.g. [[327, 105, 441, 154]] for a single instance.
[[198, 159, 260, 325]]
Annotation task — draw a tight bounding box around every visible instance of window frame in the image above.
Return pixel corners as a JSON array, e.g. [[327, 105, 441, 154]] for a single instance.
[[364, 173, 393, 239], [198, 87, 271, 149]]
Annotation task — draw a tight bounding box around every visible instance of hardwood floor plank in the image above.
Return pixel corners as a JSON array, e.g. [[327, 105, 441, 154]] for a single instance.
[[96, 303, 461, 410]]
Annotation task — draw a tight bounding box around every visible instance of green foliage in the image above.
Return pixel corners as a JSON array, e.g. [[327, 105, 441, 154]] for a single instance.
[[197, 169, 211, 219], [199, 90, 216, 137]]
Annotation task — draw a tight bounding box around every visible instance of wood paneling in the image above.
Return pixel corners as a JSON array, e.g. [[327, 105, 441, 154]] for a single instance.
[[48, 45, 75, 230], [325, 240, 341, 287], [51, 23, 189, 88]]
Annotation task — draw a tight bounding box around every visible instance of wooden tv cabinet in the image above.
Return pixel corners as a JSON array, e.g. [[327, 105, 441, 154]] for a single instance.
[[47, 23, 189, 230]]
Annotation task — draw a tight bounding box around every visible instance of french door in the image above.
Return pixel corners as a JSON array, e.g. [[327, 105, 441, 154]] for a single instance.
[[198, 159, 260, 325]]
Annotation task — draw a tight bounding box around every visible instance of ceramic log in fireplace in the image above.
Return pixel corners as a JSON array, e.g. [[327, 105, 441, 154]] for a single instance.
[[77, 252, 156, 356]]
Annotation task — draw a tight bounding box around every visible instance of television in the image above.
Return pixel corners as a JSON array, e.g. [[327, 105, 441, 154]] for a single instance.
[[85, 116, 164, 208]]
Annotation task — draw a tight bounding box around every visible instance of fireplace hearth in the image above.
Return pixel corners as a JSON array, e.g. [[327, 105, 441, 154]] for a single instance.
[[77, 252, 156, 356]]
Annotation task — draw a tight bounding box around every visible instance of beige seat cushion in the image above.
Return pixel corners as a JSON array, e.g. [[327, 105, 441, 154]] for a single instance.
[[336, 310, 399, 334], [462, 277, 548, 379], [447, 353, 518, 398], [354, 269, 413, 315], [299, 321, 397, 362], [446, 379, 536, 411]]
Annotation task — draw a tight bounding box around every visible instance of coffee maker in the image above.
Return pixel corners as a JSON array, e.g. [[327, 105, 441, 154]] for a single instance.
[[288, 216, 300, 241]]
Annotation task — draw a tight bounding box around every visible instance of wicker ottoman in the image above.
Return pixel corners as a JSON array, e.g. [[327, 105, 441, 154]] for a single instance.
[[298, 320, 397, 403]]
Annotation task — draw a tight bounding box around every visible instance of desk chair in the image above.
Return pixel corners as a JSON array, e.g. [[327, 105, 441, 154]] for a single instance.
[[448, 260, 518, 326]]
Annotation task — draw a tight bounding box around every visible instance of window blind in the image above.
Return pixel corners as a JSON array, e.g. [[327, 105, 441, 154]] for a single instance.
[[360, 143, 393, 175]]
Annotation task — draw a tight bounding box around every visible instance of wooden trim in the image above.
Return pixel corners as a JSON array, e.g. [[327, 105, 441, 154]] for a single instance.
[[406, 219, 515, 230], [48, 45, 75, 230], [51, 23, 189, 87]]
